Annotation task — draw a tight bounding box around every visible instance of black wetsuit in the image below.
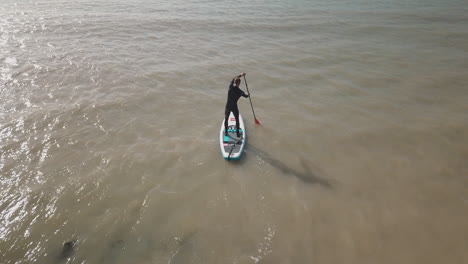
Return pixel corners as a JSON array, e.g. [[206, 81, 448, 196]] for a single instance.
[[225, 77, 249, 136]]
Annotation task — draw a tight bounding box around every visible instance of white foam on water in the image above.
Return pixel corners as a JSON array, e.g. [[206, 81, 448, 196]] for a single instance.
[[250, 226, 276, 263]]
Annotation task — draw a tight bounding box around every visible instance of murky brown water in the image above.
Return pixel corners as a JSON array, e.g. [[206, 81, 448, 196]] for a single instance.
[[1, 0, 467, 263]]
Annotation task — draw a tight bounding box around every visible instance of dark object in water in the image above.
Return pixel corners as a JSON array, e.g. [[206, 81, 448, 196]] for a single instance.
[[60, 240, 77, 259]]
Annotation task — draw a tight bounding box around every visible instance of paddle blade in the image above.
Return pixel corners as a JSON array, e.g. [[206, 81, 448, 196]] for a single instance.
[[255, 118, 261, 125]]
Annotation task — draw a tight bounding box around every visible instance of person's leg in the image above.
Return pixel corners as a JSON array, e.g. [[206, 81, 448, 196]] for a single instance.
[[224, 109, 230, 136], [233, 108, 240, 137]]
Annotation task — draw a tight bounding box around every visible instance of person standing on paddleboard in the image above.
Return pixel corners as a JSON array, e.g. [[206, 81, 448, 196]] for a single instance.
[[225, 73, 249, 138]]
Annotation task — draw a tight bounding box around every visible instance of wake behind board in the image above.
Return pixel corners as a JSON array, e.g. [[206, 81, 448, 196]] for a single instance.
[[219, 113, 246, 160]]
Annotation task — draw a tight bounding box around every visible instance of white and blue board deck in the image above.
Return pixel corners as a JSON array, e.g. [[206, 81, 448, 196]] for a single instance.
[[219, 113, 246, 160]]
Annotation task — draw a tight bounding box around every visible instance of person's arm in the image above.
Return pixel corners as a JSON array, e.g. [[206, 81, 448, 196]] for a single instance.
[[231, 75, 241, 85], [241, 90, 249, 98], [231, 73, 246, 85], [230, 77, 238, 86]]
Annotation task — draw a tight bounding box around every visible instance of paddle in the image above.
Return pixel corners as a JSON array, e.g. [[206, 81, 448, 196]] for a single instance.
[[242, 74, 261, 124]]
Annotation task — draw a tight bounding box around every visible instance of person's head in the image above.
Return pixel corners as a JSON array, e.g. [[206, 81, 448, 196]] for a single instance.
[[235, 78, 241, 86]]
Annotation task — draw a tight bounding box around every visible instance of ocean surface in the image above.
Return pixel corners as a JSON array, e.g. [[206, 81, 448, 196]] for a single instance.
[[1, 0, 468, 263]]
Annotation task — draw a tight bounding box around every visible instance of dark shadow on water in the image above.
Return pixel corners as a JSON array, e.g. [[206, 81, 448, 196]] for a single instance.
[[54, 240, 78, 263], [247, 145, 333, 189]]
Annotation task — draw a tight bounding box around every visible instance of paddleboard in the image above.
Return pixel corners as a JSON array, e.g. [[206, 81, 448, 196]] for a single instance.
[[219, 113, 246, 160]]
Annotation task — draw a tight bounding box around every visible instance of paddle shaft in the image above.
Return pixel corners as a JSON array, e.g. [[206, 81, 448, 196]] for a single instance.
[[243, 75, 260, 124]]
